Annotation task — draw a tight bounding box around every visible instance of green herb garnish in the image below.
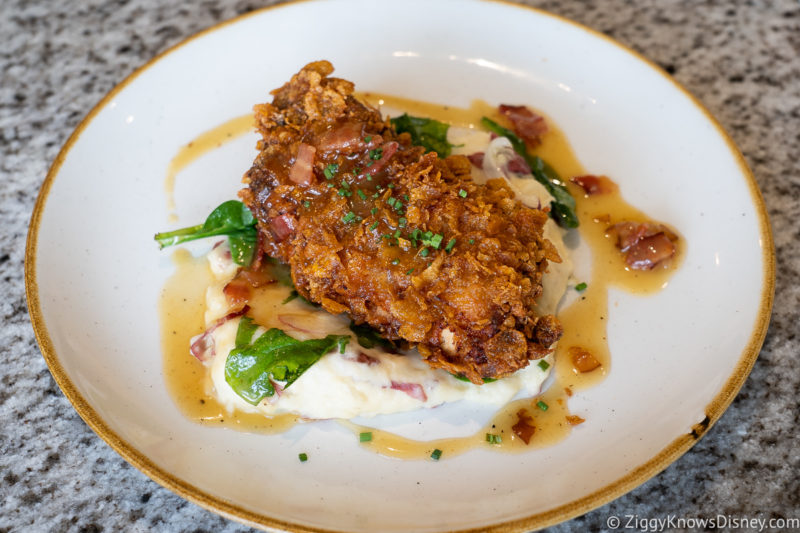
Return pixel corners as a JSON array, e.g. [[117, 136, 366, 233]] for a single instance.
[[486, 433, 502, 445], [445, 238, 456, 253], [431, 449, 443, 461], [298, 453, 308, 462], [154, 200, 258, 266], [323, 163, 339, 179], [537, 360, 550, 371], [575, 282, 588, 291], [390, 113, 454, 158], [536, 400, 549, 411], [480, 117, 578, 228], [360, 432, 373, 442]]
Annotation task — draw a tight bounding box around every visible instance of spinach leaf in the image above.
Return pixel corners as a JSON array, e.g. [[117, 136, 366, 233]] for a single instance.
[[225, 321, 350, 406], [349, 321, 396, 351], [480, 117, 579, 228], [390, 113, 454, 158], [154, 200, 258, 265]]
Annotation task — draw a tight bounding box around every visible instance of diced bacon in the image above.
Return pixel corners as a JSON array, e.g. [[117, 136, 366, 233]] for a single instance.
[[512, 408, 536, 445], [467, 152, 485, 168], [571, 175, 618, 195], [606, 221, 678, 270], [360, 141, 398, 178], [353, 352, 380, 366], [223, 268, 275, 307], [289, 143, 316, 185], [390, 381, 427, 402], [318, 122, 382, 153], [625, 232, 677, 270], [190, 331, 216, 363], [506, 153, 531, 175], [499, 104, 548, 147], [270, 214, 296, 241], [189, 307, 249, 363]]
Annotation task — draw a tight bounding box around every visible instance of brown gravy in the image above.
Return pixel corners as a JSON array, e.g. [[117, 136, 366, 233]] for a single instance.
[[160, 95, 681, 459]]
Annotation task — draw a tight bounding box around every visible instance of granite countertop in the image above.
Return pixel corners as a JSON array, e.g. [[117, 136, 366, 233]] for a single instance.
[[2, 0, 798, 531]]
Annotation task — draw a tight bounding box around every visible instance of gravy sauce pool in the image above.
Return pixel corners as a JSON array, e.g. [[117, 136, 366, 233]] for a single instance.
[[160, 95, 682, 459]]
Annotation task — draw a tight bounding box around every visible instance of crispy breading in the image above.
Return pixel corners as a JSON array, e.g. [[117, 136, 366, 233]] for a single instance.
[[240, 61, 562, 384]]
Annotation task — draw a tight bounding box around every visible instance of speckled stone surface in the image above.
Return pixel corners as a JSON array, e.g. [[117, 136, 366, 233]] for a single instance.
[[1, 0, 798, 531]]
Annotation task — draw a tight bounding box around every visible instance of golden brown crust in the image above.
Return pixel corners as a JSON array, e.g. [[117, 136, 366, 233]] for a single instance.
[[241, 61, 562, 384]]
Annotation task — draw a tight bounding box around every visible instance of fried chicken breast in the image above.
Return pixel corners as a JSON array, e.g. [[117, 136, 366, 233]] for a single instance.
[[240, 61, 562, 384]]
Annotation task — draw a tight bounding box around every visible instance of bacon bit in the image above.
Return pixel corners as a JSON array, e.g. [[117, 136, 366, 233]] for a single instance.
[[499, 104, 548, 147], [189, 307, 249, 363], [506, 153, 531, 174], [289, 143, 316, 185], [354, 352, 380, 366], [571, 175, 618, 196], [390, 381, 427, 402], [270, 214, 296, 241], [512, 408, 536, 445], [467, 152, 485, 168], [566, 415, 586, 426], [606, 221, 678, 270], [223, 268, 274, 307], [569, 346, 601, 373], [625, 233, 677, 270], [360, 141, 398, 178]]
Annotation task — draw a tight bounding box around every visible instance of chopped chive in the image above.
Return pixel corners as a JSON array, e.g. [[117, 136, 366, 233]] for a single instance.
[[536, 400, 549, 411], [405, 267, 415, 275], [403, 194, 410, 202], [342, 211, 356, 223], [445, 238, 456, 253], [486, 433, 502, 444], [387, 197, 397, 207], [469, 238, 475, 245], [364, 135, 372, 143], [537, 360, 550, 371], [458, 189, 468, 198], [359, 431, 372, 442], [430, 449, 442, 461], [391, 258, 400, 265], [369, 221, 380, 231], [298, 452, 308, 462], [302, 200, 310, 208], [352, 167, 361, 175], [370, 207, 378, 215], [398, 217, 407, 228], [323, 163, 339, 179], [430, 233, 443, 249], [393, 229, 401, 239], [367, 175, 373, 181], [338, 337, 348, 354], [388, 183, 395, 189], [420, 248, 429, 258], [327, 183, 334, 188], [366, 161, 374, 168], [394, 201, 403, 211], [357, 189, 367, 200], [369, 148, 383, 160], [575, 282, 588, 291]]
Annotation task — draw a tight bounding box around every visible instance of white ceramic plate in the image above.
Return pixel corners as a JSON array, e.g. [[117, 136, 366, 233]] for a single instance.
[[27, 0, 774, 531]]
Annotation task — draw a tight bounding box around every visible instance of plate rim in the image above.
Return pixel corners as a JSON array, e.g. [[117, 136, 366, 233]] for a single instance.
[[24, 0, 776, 531]]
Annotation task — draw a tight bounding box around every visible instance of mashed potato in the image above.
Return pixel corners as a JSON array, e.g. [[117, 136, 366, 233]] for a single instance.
[[198, 126, 572, 420]]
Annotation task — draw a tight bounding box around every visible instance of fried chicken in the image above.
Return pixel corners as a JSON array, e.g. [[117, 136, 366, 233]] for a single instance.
[[240, 61, 562, 384]]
